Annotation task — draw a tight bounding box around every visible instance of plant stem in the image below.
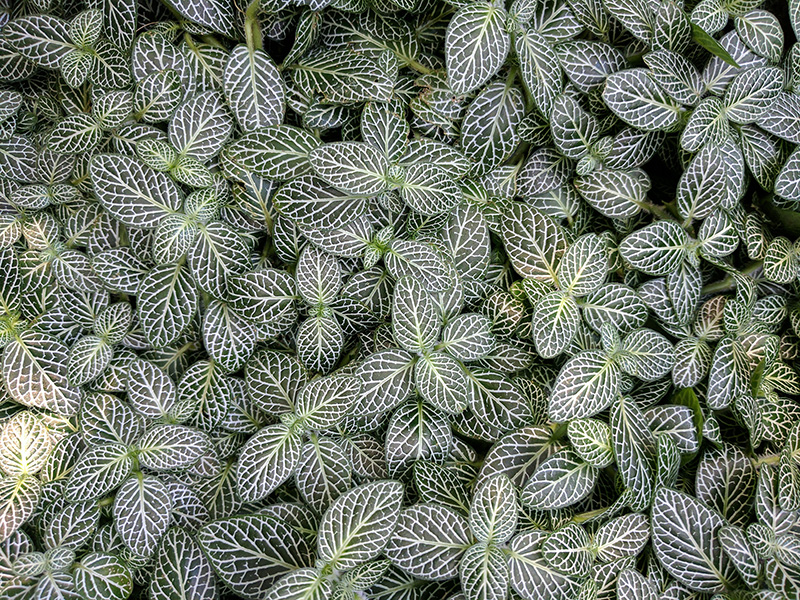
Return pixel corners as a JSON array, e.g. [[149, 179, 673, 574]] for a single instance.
[[245, 0, 263, 53], [700, 260, 763, 295]]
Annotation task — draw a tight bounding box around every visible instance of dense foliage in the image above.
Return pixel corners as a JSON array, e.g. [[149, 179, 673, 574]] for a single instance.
[[1, 0, 800, 598]]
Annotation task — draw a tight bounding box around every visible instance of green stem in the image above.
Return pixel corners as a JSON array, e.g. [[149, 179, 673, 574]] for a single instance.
[[571, 507, 609, 524], [752, 453, 780, 467], [245, 0, 263, 52], [700, 260, 763, 295]]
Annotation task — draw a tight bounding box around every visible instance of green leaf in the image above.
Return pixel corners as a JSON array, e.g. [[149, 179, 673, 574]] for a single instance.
[[4, 15, 75, 69], [501, 203, 567, 282], [65, 443, 132, 502], [169, 90, 233, 162], [399, 164, 462, 216], [691, 23, 740, 67], [224, 126, 320, 180], [0, 475, 40, 545], [460, 543, 509, 600], [291, 49, 397, 103], [508, 529, 583, 600], [0, 411, 52, 477]]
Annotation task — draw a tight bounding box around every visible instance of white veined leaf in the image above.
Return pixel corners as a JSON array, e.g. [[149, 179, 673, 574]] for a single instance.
[[676, 144, 740, 221], [399, 138, 470, 179], [469, 474, 518, 544], [4, 15, 75, 69], [189, 221, 251, 300], [557, 40, 626, 92], [90, 154, 182, 229], [515, 29, 562, 116], [0, 475, 39, 545], [520, 449, 598, 510], [415, 351, 470, 414], [3, 331, 81, 416], [617, 569, 658, 600], [508, 529, 583, 600], [385, 239, 452, 293], [65, 443, 132, 502], [113, 474, 172, 557], [296, 314, 345, 374], [723, 66, 783, 124], [549, 351, 620, 422], [619, 328, 675, 380], [386, 399, 452, 477], [400, 164, 462, 216], [643, 50, 704, 106], [224, 125, 320, 180], [354, 349, 416, 417], [48, 114, 103, 155], [385, 504, 471, 580], [273, 176, 370, 231], [245, 350, 307, 415], [461, 81, 525, 174], [680, 96, 730, 152], [500, 203, 567, 282], [583, 283, 648, 333], [296, 245, 342, 307], [74, 552, 133, 600], [672, 337, 713, 387], [392, 276, 440, 354], [550, 94, 599, 159], [575, 168, 648, 220], [169, 90, 233, 161], [604, 0, 654, 43], [541, 524, 592, 577], [695, 444, 756, 527], [439, 313, 495, 361], [610, 396, 656, 511], [619, 220, 688, 276], [138, 424, 209, 471], [557, 233, 607, 295], [202, 300, 257, 373], [295, 437, 352, 513], [150, 528, 215, 600], [197, 514, 313, 599], [234, 423, 303, 503], [127, 359, 178, 421], [651, 487, 737, 593], [594, 513, 650, 562], [718, 525, 760, 587], [603, 69, 683, 131], [261, 568, 332, 600], [0, 412, 51, 478], [775, 146, 800, 203], [361, 100, 409, 162], [68, 335, 112, 387], [707, 337, 749, 410], [567, 418, 614, 468], [228, 268, 297, 331], [532, 292, 580, 359], [442, 203, 491, 280], [644, 405, 700, 455], [310, 142, 388, 196], [291, 49, 397, 103], [137, 262, 198, 348], [295, 374, 361, 430], [445, 2, 510, 95], [317, 480, 403, 570], [468, 368, 535, 434], [460, 542, 509, 600], [224, 45, 285, 131]]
